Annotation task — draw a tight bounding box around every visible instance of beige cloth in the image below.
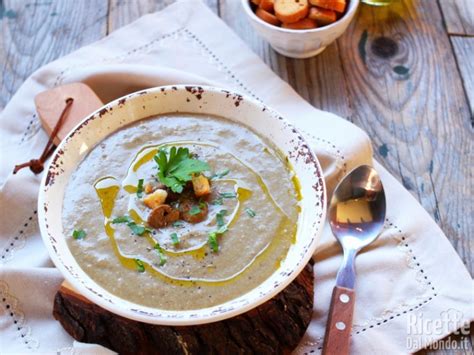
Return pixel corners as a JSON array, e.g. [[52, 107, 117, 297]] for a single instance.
[[0, 1, 472, 353]]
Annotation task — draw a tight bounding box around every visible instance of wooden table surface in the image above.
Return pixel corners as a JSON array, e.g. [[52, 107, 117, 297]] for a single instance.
[[1, 0, 473, 353]]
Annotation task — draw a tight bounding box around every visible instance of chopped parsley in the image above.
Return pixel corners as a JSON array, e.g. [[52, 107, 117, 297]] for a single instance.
[[207, 214, 229, 253], [153, 146, 209, 193], [208, 232, 219, 253], [134, 258, 145, 272], [136, 179, 144, 198], [154, 243, 167, 266], [216, 209, 228, 228], [112, 215, 149, 236], [172, 221, 184, 228], [128, 223, 148, 236], [245, 207, 256, 218], [72, 229, 86, 240], [189, 206, 201, 215], [111, 216, 133, 224], [219, 192, 237, 199], [170, 232, 180, 245], [211, 169, 230, 180], [211, 197, 224, 205]]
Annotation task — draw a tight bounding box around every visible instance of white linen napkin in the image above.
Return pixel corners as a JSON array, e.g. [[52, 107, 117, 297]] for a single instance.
[[0, 0, 472, 353]]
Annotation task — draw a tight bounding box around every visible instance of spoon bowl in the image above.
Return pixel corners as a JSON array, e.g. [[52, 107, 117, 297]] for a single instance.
[[329, 165, 386, 251]]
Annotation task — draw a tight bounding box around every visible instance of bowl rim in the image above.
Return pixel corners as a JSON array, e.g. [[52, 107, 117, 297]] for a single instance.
[[38, 85, 327, 325], [241, 0, 360, 34]]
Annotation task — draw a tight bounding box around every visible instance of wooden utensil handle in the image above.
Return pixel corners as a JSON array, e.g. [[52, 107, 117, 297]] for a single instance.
[[322, 286, 355, 355]]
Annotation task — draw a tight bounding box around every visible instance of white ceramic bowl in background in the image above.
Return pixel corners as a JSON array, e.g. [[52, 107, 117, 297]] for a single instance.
[[241, 0, 360, 58], [38, 85, 326, 325]]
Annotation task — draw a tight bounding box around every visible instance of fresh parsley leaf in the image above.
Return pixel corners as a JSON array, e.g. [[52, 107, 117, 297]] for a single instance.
[[189, 206, 201, 215], [154, 243, 167, 266], [211, 169, 230, 180], [216, 209, 228, 228], [208, 232, 219, 253], [170, 232, 180, 245], [171, 159, 209, 181], [135, 258, 145, 272], [245, 207, 256, 218], [136, 179, 144, 198], [72, 229, 86, 240], [154, 146, 210, 193], [111, 216, 133, 224], [219, 192, 237, 199]]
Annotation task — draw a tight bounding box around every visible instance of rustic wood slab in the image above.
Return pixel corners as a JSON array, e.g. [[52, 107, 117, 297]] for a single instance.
[[53, 262, 314, 355]]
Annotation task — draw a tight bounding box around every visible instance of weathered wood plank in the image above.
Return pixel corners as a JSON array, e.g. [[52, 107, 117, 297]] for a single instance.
[[337, 0, 473, 277], [218, 0, 351, 119], [438, 0, 474, 36], [0, 0, 109, 110], [451, 36, 474, 119], [107, 0, 218, 31]]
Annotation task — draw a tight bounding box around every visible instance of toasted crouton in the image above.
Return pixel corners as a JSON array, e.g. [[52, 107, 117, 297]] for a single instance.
[[274, 0, 309, 24], [260, 0, 275, 12], [282, 17, 317, 29], [192, 174, 211, 197], [143, 189, 168, 209], [309, 0, 346, 13], [256, 7, 281, 26], [308, 6, 337, 25]]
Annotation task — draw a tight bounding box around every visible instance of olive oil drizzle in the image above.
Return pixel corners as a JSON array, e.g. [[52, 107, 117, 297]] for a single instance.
[[93, 141, 298, 285], [94, 178, 287, 285]]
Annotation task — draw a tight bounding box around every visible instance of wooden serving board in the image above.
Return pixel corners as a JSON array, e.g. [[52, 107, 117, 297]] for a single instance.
[[53, 263, 314, 354], [37, 84, 315, 354]]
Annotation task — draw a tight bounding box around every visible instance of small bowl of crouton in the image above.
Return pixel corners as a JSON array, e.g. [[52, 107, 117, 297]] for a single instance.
[[242, 0, 359, 58]]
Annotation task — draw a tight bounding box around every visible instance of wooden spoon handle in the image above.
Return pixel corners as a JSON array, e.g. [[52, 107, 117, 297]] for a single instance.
[[322, 286, 355, 355]]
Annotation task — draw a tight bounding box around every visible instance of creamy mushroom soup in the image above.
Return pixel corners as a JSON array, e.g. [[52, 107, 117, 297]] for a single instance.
[[63, 114, 300, 310]]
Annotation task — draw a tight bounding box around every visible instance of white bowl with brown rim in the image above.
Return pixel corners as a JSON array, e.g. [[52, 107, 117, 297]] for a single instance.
[[241, 0, 360, 58], [38, 85, 326, 325]]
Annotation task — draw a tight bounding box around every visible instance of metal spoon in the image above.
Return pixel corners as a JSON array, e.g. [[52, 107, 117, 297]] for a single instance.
[[322, 165, 386, 355]]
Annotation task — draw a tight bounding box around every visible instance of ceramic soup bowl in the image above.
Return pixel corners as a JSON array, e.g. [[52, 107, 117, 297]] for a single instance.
[[241, 0, 360, 58], [38, 85, 326, 325]]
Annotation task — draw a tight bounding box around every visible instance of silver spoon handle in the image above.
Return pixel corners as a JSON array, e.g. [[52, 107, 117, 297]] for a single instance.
[[335, 248, 357, 289]]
